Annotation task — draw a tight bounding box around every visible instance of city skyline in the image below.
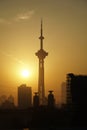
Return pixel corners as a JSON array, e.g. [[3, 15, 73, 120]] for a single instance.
[[0, 0, 87, 104]]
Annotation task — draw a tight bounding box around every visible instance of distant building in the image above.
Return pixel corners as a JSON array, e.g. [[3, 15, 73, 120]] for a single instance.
[[8, 95, 14, 104], [66, 73, 87, 108], [66, 74, 72, 106], [0, 95, 7, 106], [1, 100, 15, 109], [18, 84, 32, 109], [48, 91, 55, 107], [33, 92, 39, 107], [0, 95, 15, 109], [61, 82, 67, 105]]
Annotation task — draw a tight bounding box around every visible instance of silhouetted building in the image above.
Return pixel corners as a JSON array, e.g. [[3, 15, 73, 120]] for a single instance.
[[33, 92, 39, 107], [0, 95, 7, 106], [61, 82, 67, 106], [0, 95, 15, 109], [48, 91, 55, 107], [8, 95, 14, 104], [1, 100, 15, 109], [66, 73, 72, 106], [35, 20, 48, 105], [18, 84, 32, 109], [66, 73, 87, 108]]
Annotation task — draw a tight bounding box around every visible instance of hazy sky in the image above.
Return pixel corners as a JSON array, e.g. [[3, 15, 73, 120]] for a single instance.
[[0, 0, 87, 104]]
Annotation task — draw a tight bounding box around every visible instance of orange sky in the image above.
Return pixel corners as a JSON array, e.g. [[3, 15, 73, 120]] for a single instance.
[[0, 0, 87, 105]]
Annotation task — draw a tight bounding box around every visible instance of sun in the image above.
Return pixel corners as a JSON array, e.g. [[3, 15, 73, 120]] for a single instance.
[[21, 69, 30, 78]]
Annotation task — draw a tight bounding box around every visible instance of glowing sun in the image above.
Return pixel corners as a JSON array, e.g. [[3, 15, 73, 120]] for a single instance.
[[21, 69, 30, 78]]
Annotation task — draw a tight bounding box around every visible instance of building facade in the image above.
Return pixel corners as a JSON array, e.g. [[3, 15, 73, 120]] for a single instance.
[[66, 73, 87, 108], [61, 82, 67, 106], [18, 84, 32, 109]]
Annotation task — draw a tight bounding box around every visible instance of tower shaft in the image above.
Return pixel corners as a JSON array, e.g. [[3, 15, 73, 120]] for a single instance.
[[35, 21, 48, 105], [38, 59, 45, 104]]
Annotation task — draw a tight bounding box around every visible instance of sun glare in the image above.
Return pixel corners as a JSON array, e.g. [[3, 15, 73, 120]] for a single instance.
[[21, 69, 30, 78]]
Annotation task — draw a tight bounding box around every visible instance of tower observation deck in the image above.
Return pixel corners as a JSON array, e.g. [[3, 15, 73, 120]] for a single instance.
[[35, 20, 48, 105]]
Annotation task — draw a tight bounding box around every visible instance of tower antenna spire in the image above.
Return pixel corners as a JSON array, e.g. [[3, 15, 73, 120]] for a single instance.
[[39, 19, 44, 49], [41, 18, 43, 36]]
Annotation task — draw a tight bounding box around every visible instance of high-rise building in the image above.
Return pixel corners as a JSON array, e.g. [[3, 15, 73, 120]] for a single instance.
[[35, 20, 48, 105], [61, 82, 67, 105], [66, 73, 87, 108], [66, 73, 72, 105], [18, 84, 32, 109]]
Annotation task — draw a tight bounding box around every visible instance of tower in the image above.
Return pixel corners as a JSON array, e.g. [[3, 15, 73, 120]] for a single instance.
[[35, 20, 48, 105]]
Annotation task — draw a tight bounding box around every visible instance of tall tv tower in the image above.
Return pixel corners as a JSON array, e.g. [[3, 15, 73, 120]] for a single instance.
[[35, 20, 48, 105]]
